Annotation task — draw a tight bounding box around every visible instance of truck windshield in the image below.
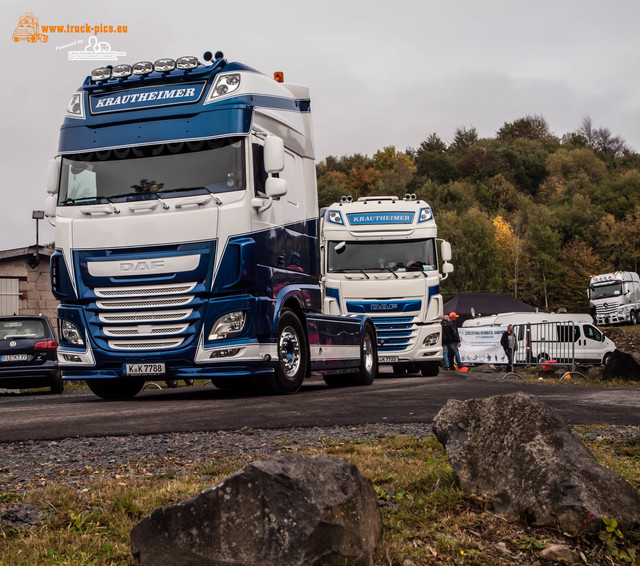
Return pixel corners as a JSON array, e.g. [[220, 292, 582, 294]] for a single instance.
[[589, 282, 623, 299], [58, 137, 245, 205], [328, 239, 437, 273]]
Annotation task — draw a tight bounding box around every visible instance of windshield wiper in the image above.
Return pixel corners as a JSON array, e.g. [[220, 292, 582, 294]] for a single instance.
[[62, 195, 119, 211], [337, 269, 370, 279]]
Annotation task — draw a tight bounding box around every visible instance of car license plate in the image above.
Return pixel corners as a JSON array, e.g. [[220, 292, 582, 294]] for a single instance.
[[124, 363, 165, 375], [378, 356, 399, 363], [1, 354, 28, 362]]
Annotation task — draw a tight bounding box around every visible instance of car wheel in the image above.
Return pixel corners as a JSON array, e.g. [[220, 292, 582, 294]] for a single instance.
[[603, 352, 612, 366], [350, 323, 377, 386], [269, 309, 307, 394], [164, 379, 179, 388], [86, 379, 145, 400], [50, 373, 64, 395]]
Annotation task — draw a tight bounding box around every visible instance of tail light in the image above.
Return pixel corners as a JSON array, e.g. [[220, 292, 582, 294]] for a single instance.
[[35, 340, 57, 351]]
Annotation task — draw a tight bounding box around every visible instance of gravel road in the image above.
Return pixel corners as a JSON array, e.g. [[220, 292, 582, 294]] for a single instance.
[[2, 422, 638, 496], [0, 423, 435, 493]]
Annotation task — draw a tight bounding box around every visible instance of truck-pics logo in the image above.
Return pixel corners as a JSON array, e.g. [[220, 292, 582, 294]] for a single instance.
[[12, 13, 48, 43]]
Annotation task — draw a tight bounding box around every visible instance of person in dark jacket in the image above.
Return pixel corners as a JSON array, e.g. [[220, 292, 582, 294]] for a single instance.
[[441, 314, 462, 370], [500, 324, 517, 372]]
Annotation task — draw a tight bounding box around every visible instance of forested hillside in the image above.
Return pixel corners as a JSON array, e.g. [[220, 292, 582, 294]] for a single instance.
[[316, 115, 640, 312]]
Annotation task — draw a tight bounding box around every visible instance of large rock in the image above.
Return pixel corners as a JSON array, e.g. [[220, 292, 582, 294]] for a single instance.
[[432, 392, 640, 530], [130, 455, 382, 566], [603, 349, 640, 381]]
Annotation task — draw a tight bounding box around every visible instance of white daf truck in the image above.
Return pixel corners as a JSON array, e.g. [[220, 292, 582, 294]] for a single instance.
[[320, 195, 453, 376], [588, 272, 640, 325]]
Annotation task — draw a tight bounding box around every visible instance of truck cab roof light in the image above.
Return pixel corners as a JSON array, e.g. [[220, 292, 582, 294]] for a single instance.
[[91, 67, 112, 81], [111, 64, 132, 78], [418, 206, 433, 223], [154, 58, 176, 72], [132, 61, 153, 76], [274, 71, 284, 83], [176, 56, 198, 70], [327, 210, 344, 225], [66, 93, 85, 118], [205, 73, 241, 103]]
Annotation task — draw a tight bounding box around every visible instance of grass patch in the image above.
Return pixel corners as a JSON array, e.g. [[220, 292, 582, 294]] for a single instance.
[[0, 433, 638, 565]]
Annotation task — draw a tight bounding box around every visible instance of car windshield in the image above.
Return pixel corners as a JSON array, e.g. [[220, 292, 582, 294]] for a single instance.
[[327, 239, 437, 273], [589, 282, 623, 299], [59, 137, 245, 205], [0, 319, 48, 339]]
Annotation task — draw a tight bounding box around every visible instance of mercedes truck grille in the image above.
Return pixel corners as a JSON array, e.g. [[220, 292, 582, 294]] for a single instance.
[[371, 316, 417, 352], [91, 282, 198, 351]]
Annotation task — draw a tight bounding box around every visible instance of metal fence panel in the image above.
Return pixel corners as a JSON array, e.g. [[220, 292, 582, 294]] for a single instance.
[[513, 321, 576, 371]]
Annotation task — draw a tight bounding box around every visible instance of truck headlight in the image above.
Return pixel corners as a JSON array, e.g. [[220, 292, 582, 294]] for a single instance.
[[208, 311, 246, 340], [423, 332, 439, 347], [61, 320, 84, 345]]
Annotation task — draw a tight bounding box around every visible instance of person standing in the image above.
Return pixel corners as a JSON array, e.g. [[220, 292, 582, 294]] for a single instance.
[[441, 314, 462, 370], [500, 324, 517, 372]]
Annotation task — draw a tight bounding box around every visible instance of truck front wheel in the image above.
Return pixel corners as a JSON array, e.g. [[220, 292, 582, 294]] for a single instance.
[[270, 309, 307, 394], [350, 324, 377, 386], [86, 379, 145, 400]]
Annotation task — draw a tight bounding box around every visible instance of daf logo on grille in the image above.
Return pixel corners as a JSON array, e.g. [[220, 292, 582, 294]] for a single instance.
[[119, 260, 165, 273], [371, 303, 398, 311], [9, 341, 16, 348]]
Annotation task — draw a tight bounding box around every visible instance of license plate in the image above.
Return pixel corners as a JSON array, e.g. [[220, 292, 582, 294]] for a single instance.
[[378, 356, 399, 363], [124, 363, 165, 375], [1, 354, 28, 362]]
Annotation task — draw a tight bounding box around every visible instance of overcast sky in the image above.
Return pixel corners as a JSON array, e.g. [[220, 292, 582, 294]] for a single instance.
[[2, 0, 639, 249]]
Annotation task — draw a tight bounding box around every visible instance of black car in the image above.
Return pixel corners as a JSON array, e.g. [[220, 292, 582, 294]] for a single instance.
[[0, 316, 62, 394]]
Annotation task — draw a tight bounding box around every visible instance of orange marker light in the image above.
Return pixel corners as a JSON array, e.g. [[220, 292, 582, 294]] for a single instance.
[[274, 71, 284, 83]]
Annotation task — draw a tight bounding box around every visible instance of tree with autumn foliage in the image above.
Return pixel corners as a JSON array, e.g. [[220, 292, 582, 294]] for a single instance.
[[315, 115, 640, 312]]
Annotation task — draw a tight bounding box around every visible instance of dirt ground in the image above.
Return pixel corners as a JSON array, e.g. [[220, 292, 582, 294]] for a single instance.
[[602, 326, 640, 353]]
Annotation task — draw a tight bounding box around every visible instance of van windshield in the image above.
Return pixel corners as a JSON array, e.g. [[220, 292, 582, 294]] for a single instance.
[[589, 282, 623, 299], [59, 137, 245, 205]]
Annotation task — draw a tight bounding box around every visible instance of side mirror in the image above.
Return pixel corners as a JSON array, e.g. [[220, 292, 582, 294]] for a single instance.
[[264, 136, 285, 173], [47, 157, 61, 195], [44, 195, 57, 218], [442, 262, 454, 274], [440, 241, 452, 262], [266, 177, 287, 198]]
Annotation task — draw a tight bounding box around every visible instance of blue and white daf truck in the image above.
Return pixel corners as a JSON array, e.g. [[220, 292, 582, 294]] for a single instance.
[[320, 195, 453, 376], [44, 52, 377, 399]]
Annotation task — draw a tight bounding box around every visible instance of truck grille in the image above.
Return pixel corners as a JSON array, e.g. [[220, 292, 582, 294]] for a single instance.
[[91, 283, 198, 351], [371, 316, 418, 352]]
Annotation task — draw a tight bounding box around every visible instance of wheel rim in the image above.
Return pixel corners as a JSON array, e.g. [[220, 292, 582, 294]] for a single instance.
[[279, 326, 301, 378], [363, 332, 374, 374]]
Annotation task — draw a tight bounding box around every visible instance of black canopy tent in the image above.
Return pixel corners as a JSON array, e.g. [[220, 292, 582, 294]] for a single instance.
[[444, 292, 539, 325]]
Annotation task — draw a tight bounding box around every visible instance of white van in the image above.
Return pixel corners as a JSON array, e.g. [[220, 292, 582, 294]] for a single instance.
[[460, 312, 615, 366]]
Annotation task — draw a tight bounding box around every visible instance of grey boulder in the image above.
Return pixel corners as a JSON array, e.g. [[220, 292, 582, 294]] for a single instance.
[[130, 454, 382, 565], [432, 392, 640, 530]]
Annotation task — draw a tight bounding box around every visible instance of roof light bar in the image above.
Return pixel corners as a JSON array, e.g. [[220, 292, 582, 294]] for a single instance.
[[176, 56, 198, 70], [111, 64, 132, 78], [132, 61, 153, 76], [91, 67, 112, 81], [154, 58, 176, 72]]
